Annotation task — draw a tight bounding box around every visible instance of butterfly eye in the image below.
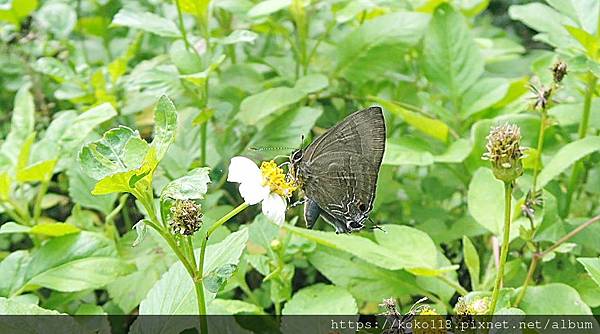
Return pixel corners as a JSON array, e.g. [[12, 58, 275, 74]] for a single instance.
[[358, 203, 367, 212], [291, 150, 303, 162], [349, 221, 363, 229]]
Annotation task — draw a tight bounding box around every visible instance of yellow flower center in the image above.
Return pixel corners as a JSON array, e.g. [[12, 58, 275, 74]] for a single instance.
[[418, 308, 438, 315], [260, 160, 297, 198]]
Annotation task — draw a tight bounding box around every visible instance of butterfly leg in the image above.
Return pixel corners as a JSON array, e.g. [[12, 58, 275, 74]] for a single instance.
[[289, 198, 306, 208], [303, 198, 321, 229]]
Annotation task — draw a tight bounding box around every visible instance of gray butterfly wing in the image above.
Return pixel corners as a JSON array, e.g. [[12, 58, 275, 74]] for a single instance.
[[300, 107, 386, 232]]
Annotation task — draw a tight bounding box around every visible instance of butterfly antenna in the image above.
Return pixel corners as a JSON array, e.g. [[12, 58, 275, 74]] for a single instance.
[[368, 217, 386, 233], [250, 146, 296, 152]]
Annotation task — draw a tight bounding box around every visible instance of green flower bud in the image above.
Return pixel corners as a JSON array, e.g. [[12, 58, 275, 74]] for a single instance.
[[482, 123, 525, 183], [169, 199, 203, 235], [270, 239, 282, 251]]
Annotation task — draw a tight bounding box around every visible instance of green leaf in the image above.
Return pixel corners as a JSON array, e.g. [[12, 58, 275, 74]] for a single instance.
[[282, 283, 357, 315], [546, 0, 599, 35], [152, 95, 178, 161], [107, 230, 173, 314], [383, 142, 435, 166], [139, 229, 249, 315], [508, 3, 571, 47], [249, 106, 323, 153], [204, 264, 237, 293], [0, 251, 29, 297], [79, 126, 149, 181], [515, 283, 591, 314], [237, 87, 305, 125], [169, 40, 203, 74], [0, 0, 38, 25], [17, 159, 57, 183], [335, 12, 429, 82], [58, 103, 117, 154], [334, 0, 373, 23], [565, 25, 600, 57], [0, 297, 62, 315], [248, 0, 291, 17], [29, 223, 80, 237], [294, 74, 328, 94], [374, 225, 438, 272], [462, 77, 510, 118], [578, 257, 600, 288], [161, 168, 211, 200], [33, 57, 76, 83], [111, 8, 180, 37], [434, 139, 472, 163], [0, 222, 30, 234], [1, 84, 35, 164], [467, 168, 523, 238], [131, 220, 148, 248], [21, 232, 132, 293], [462, 236, 480, 290], [220, 29, 258, 45], [467, 168, 503, 235], [538, 136, 600, 188], [284, 224, 407, 270], [374, 97, 449, 142], [28, 257, 133, 292], [0, 297, 90, 331], [0, 172, 10, 201], [208, 299, 264, 315], [91, 148, 157, 195], [307, 245, 421, 302], [423, 4, 484, 101], [66, 165, 117, 215], [35, 2, 76, 38]]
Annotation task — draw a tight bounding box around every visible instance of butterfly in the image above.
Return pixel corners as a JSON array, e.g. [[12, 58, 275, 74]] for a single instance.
[[289, 106, 386, 233]]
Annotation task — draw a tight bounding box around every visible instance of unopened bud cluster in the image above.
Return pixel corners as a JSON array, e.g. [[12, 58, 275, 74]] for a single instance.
[[169, 199, 203, 235], [483, 123, 525, 183], [454, 296, 490, 316], [551, 60, 568, 83]]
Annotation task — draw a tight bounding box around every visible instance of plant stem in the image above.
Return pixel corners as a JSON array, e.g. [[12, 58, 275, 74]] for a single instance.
[[563, 73, 597, 216], [489, 182, 513, 314], [174, 0, 191, 50], [578, 73, 597, 139], [531, 110, 547, 192], [32, 180, 49, 224], [436, 275, 468, 296], [200, 122, 207, 166], [193, 202, 249, 330], [0, 203, 27, 225], [105, 194, 128, 242], [194, 279, 208, 333], [514, 214, 600, 307]]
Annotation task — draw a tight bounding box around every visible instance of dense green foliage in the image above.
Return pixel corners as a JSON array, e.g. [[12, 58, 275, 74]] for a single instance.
[[0, 0, 599, 320]]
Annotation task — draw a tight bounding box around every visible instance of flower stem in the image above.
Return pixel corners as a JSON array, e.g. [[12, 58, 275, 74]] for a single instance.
[[563, 73, 597, 216], [514, 214, 600, 307], [489, 182, 513, 314], [193, 202, 249, 330], [531, 110, 547, 193]]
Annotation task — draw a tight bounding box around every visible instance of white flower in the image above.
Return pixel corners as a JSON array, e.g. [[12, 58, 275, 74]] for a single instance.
[[227, 157, 296, 226]]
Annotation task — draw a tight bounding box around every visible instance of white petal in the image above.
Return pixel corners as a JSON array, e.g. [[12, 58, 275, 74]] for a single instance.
[[262, 193, 287, 226], [239, 182, 270, 205], [227, 156, 262, 184]]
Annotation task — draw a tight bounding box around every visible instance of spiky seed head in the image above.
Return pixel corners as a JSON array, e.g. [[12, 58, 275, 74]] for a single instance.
[[482, 123, 525, 183]]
